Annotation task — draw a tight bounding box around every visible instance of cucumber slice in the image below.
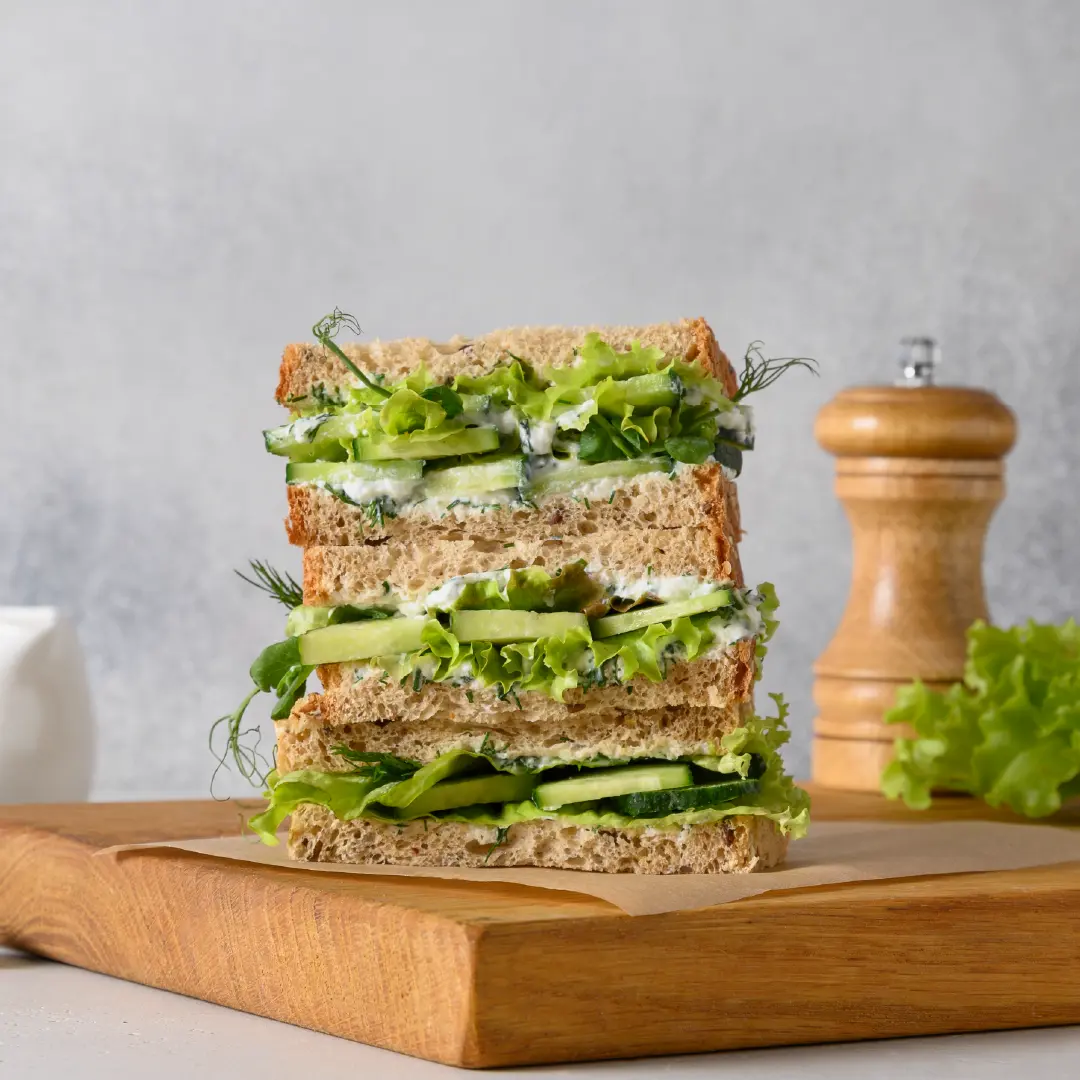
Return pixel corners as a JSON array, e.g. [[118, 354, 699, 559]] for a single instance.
[[713, 443, 743, 476], [285, 460, 422, 485], [423, 456, 527, 498], [450, 610, 589, 644], [354, 427, 500, 461], [612, 778, 761, 817], [597, 372, 681, 412], [394, 773, 535, 818], [591, 590, 733, 639], [534, 763, 692, 810], [528, 457, 670, 497], [297, 617, 429, 664], [265, 412, 373, 459], [285, 605, 390, 639]]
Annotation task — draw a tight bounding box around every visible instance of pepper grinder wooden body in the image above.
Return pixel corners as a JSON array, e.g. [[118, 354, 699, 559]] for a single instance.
[[811, 353, 1017, 792]]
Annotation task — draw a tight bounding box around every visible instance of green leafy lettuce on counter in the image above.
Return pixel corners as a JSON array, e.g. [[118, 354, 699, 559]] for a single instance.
[[881, 619, 1080, 817]]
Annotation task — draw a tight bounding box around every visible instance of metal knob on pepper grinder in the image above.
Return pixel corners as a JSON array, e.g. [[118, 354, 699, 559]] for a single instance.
[[811, 339, 1017, 792]]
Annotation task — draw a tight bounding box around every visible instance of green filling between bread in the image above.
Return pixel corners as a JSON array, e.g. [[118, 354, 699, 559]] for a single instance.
[[249, 701, 810, 844], [266, 334, 754, 517]]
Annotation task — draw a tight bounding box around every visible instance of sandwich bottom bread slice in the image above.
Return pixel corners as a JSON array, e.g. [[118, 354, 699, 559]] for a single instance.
[[248, 690, 809, 873], [287, 803, 789, 874]]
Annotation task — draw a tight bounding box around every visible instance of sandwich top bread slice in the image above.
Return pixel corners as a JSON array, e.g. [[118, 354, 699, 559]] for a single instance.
[[266, 317, 754, 546]]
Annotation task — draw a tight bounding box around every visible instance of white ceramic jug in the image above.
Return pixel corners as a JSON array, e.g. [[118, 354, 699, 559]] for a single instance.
[[0, 608, 95, 802]]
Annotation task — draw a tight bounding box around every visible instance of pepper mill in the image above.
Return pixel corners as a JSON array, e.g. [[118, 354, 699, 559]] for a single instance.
[[812, 338, 1017, 792]]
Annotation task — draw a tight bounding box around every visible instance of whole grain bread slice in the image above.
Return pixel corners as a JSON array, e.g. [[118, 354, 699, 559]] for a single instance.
[[314, 638, 755, 725], [287, 803, 788, 873], [276, 318, 737, 407], [284, 463, 744, 571], [276, 692, 750, 774], [302, 524, 742, 606]]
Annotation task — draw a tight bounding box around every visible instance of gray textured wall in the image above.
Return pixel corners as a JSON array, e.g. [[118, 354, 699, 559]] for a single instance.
[[2, 0, 1078, 799]]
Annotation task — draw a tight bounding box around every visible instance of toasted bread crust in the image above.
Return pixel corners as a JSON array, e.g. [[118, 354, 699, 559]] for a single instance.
[[284, 463, 744, 577], [313, 638, 756, 725], [301, 523, 741, 607], [287, 803, 788, 873], [276, 693, 750, 774], [276, 318, 737, 406]]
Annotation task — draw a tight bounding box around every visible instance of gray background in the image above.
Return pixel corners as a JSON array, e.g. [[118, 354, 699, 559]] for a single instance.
[[2, 0, 1078, 799]]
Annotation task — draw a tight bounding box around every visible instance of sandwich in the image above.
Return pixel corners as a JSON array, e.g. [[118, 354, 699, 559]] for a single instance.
[[218, 313, 811, 873]]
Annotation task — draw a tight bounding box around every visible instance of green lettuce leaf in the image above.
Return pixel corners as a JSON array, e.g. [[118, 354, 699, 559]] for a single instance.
[[437, 562, 604, 614], [881, 619, 1080, 817], [378, 388, 448, 434]]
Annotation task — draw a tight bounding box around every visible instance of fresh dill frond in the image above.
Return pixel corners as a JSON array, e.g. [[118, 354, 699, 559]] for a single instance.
[[331, 747, 420, 785], [732, 342, 818, 402], [483, 825, 512, 864], [312, 309, 392, 399], [235, 560, 303, 609]]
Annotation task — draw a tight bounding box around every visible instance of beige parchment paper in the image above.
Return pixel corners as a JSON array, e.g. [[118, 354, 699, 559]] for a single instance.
[[99, 819, 1080, 917]]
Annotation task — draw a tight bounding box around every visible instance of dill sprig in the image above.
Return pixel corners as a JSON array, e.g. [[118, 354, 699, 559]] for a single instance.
[[732, 342, 818, 402], [312, 308, 391, 399], [484, 825, 511, 864], [235, 560, 303, 609], [209, 688, 274, 795]]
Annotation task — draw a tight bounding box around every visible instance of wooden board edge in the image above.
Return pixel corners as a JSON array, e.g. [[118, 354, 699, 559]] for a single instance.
[[0, 821, 486, 1067], [461, 872, 1080, 1065]]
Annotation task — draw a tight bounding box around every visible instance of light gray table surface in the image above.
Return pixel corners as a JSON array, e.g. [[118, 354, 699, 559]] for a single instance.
[[3, 949, 1078, 1079]]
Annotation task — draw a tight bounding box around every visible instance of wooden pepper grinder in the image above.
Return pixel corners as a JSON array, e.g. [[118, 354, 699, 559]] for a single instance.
[[812, 338, 1017, 792]]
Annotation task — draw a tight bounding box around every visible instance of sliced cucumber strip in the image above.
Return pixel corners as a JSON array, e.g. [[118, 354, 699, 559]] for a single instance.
[[528, 457, 670, 497], [354, 427, 501, 461], [297, 617, 429, 664], [612, 778, 761, 817], [713, 443, 743, 476], [285, 460, 422, 485], [533, 763, 692, 810], [590, 590, 732, 639], [394, 773, 535, 818], [423, 456, 527, 498], [450, 610, 589, 644], [265, 412, 375, 459], [285, 605, 390, 639], [597, 371, 681, 412]]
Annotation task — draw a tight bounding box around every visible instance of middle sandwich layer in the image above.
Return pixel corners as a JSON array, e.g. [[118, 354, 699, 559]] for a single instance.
[[240, 530, 775, 727]]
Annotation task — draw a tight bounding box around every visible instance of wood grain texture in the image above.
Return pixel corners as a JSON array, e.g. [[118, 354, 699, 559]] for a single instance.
[[812, 385, 1017, 791], [2, 789, 1079, 1067]]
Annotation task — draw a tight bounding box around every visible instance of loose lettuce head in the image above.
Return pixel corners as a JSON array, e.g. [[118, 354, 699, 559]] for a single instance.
[[881, 619, 1080, 817]]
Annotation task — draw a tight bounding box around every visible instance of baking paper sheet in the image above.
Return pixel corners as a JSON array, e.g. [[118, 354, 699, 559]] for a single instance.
[[100, 818, 1080, 916]]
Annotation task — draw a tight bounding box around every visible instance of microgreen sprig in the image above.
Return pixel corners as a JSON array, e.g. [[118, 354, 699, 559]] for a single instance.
[[312, 309, 391, 398], [732, 342, 818, 402]]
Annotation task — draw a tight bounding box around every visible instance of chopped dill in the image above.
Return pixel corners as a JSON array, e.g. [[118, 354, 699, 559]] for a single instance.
[[483, 825, 512, 864]]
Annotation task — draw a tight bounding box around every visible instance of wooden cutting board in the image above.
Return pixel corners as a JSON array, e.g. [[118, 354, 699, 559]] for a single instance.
[[2, 788, 1080, 1068]]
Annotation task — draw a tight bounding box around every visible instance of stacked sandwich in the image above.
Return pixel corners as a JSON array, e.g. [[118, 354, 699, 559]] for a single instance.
[[230, 314, 809, 873]]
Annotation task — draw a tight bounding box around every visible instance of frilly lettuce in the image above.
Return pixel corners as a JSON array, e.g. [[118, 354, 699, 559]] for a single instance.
[[381, 604, 759, 702], [273, 333, 749, 469], [248, 695, 809, 845], [432, 562, 603, 614], [882, 619, 1080, 817]]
